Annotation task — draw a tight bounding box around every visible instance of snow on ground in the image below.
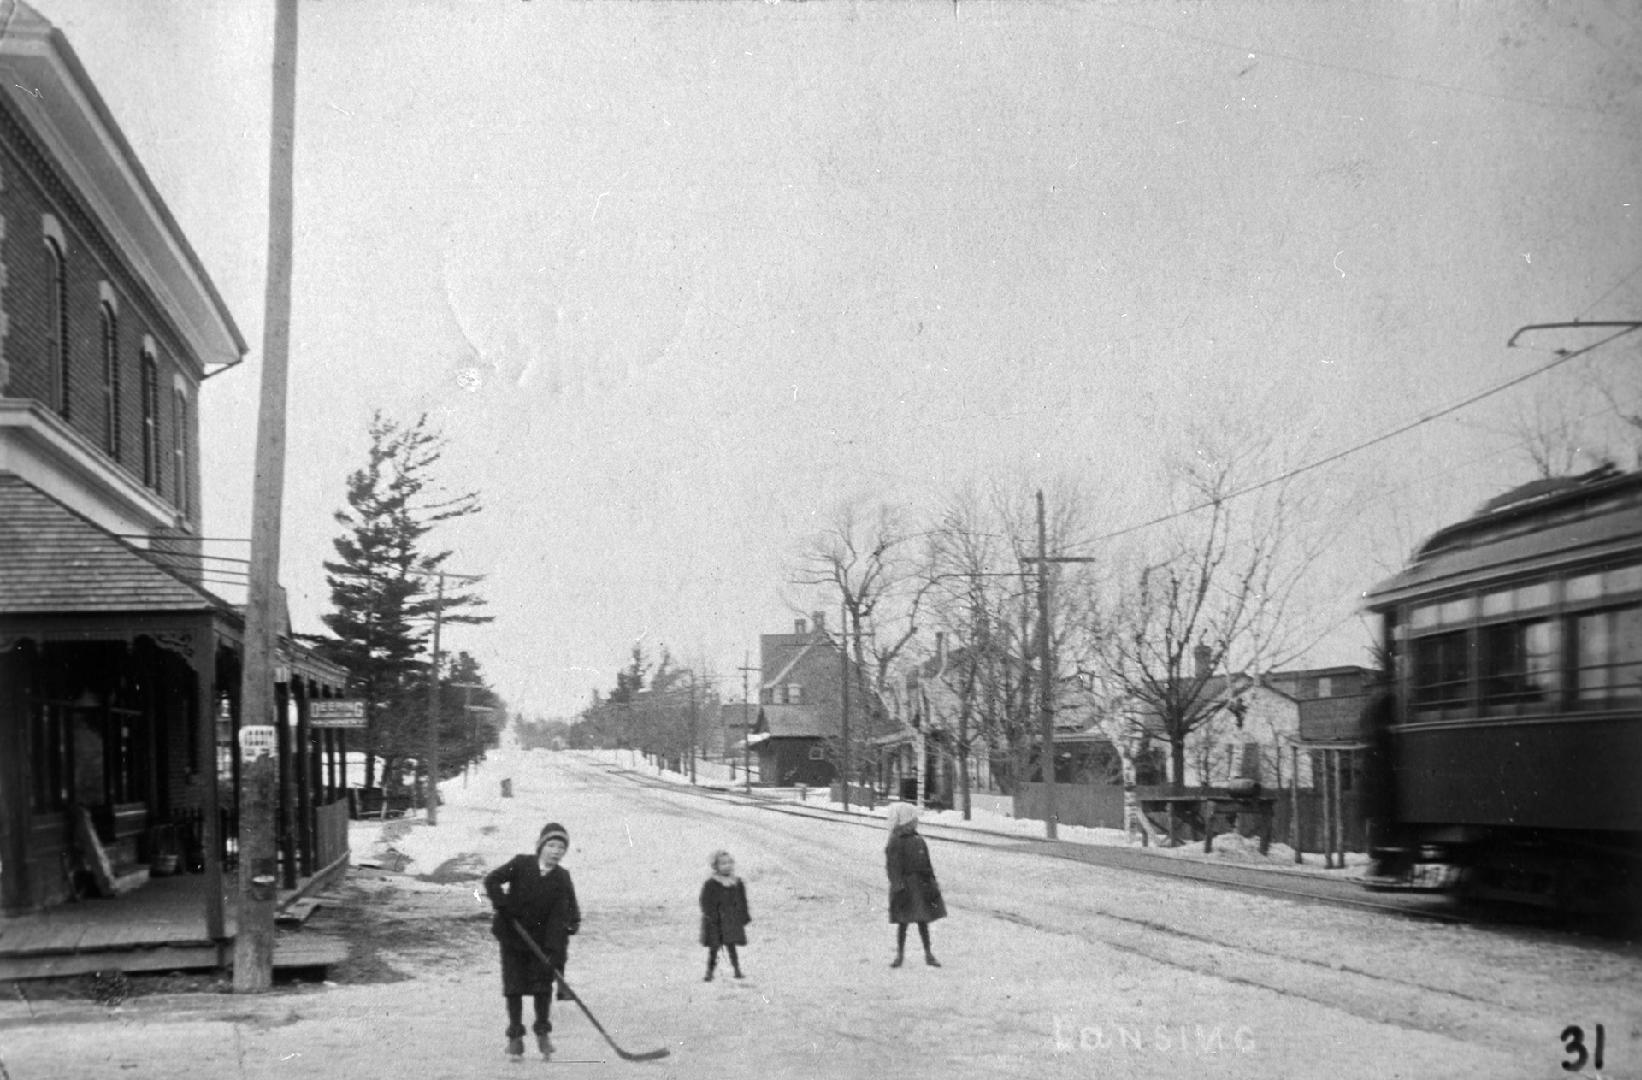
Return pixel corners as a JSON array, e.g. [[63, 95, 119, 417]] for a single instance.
[[7, 743, 1635, 1080], [593, 749, 1372, 880]]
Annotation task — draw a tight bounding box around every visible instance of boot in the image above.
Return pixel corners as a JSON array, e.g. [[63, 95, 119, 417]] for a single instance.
[[925, 953, 941, 968], [890, 952, 904, 969], [536, 1031, 554, 1058], [505, 1037, 525, 1058]]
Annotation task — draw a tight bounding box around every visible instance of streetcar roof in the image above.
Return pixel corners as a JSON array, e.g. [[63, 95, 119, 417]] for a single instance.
[[1363, 466, 1642, 610]]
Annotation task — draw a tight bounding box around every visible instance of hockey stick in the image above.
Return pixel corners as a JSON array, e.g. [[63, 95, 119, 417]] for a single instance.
[[510, 919, 671, 1062]]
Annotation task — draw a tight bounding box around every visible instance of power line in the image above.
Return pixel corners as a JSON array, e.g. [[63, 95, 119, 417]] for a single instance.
[[1072, 324, 1641, 551], [1079, 5, 1638, 127]]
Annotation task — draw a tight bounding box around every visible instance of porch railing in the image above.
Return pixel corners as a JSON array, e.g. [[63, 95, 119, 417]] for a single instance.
[[314, 797, 350, 869]]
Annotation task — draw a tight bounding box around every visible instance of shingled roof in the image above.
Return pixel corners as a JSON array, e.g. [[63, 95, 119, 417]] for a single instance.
[[756, 704, 831, 738], [0, 474, 223, 614]]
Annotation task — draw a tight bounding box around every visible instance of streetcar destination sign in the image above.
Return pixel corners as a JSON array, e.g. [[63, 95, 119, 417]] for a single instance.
[[310, 699, 366, 728]]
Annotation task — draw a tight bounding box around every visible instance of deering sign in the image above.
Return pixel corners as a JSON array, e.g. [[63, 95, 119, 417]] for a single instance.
[[310, 699, 366, 729]]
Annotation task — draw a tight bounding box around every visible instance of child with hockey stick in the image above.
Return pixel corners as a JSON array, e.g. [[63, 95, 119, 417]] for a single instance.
[[699, 849, 751, 981], [885, 802, 945, 968], [484, 822, 581, 1059]]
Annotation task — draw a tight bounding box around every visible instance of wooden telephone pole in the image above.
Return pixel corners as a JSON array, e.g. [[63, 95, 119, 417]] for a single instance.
[[738, 654, 759, 794], [423, 569, 481, 826], [234, 0, 299, 993], [1021, 490, 1099, 842]]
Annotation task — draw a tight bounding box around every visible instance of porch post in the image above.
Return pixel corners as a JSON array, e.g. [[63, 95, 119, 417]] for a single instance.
[[0, 639, 32, 912], [197, 621, 224, 939], [294, 677, 313, 877], [276, 680, 296, 889]]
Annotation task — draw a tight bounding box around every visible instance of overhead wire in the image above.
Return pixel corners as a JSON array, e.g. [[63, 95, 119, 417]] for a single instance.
[[1066, 324, 1641, 553]]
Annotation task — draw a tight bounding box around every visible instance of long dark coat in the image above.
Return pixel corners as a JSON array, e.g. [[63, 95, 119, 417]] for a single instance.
[[886, 828, 946, 925], [699, 877, 751, 948], [484, 855, 580, 996]]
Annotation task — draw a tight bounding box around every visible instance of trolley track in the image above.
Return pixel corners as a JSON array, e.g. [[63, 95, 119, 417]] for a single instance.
[[591, 763, 1464, 924], [581, 759, 1591, 1050]]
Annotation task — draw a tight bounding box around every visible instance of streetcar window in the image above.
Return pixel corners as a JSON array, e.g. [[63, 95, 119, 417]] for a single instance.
[[1411, 629, 1469, 712], [1567, 565, 1642, 604], [1613, 565, 1642, 596], [1481, 581, 1552, 616], [1573, 605, 1642, 704], [1568, 573, 1602, 603], [1479, 618, 1559, 710], [1439, 596, 1474, 625]]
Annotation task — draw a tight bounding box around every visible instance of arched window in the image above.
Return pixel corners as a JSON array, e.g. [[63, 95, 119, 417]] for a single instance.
[[140, 341, 160, 492], [44, 231, 68, 418], [100, 294, 120, 460], [172, 383, 190, 519]]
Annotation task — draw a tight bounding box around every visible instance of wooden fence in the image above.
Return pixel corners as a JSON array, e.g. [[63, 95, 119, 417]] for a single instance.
[[1012, 781, 1368, 853], [1012, 782, 1125, 829]]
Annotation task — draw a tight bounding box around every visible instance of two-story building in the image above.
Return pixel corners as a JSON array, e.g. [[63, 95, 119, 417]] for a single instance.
[[0, 3, 345, 964], [746, 611, 886, 788]]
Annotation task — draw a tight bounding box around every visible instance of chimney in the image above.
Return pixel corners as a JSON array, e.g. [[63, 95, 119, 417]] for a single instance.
[[811, 610, 825, 634], [794, 617, 807, 635], [1194, 643, 1213, 679]]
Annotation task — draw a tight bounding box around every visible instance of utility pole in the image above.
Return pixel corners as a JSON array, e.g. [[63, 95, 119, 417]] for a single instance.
[[421, 569, 481, 825], [688, 672, 698, 785], [1023, 489, 1100, 843], [1035, 492, 1054, 840], [234, 0, 298, 994], [425, 572, 445, 825], [738, 653, 758, 793], [839, 596, 851, 813]]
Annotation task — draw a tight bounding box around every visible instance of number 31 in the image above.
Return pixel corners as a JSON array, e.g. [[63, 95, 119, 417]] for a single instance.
[[1561, 1024, 1605, 1072]]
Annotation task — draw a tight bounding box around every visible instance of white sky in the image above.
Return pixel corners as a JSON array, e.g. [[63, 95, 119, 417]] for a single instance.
[[31, 0, 1642, 718]]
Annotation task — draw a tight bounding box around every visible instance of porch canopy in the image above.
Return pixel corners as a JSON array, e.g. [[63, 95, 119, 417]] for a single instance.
[[0, 476, 345, 930]]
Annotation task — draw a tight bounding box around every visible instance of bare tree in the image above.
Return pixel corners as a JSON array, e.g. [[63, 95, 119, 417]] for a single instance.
[[789, 498, 926, 784], [918, 486, 1021, 816], [916, 481, 1102, 806], [1090, 428, 1329, 792]]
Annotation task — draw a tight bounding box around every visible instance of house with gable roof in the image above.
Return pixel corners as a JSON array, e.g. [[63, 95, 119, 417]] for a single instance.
[[744, 611, 887, 788]]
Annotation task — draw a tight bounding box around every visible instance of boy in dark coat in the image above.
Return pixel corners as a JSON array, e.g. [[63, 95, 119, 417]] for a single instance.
[[885, 802, 945, 968], [699, 849, 751, 980], [484, 822, 581, 1059]]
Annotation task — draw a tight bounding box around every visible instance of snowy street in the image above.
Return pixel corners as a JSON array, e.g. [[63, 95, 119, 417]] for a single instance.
[[5, 747, 1639, 1080]]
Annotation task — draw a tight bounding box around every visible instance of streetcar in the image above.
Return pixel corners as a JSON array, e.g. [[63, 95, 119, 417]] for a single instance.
[[1360, 464, 1642, 913]]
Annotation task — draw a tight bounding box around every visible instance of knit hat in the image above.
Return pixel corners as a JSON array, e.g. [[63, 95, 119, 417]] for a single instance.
[[536, 822, 569, 852], [885, 802, 920, 833]]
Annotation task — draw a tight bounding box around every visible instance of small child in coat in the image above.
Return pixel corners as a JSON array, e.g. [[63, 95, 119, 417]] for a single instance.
[[885, 802, 945, 968], [699, 849, 751, 981], [484, 822, 581, 1059]]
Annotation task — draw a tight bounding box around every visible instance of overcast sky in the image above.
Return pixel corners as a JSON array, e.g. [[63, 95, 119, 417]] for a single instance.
[[32, 0, 1642, 718]]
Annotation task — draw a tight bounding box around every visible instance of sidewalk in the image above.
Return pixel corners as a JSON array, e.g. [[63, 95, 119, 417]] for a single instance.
[[585, 749, 1372, 881]]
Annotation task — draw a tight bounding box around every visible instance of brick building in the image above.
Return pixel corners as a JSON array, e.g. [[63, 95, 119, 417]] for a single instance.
[[0, 3, 345, 933]]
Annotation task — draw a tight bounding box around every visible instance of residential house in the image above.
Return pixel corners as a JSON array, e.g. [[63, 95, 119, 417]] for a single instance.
[[0, 1, 346, 962], [745, 611, 885, 788]]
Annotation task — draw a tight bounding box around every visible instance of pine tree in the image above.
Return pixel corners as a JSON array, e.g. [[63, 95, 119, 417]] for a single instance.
[[316, 411, 491, 790]]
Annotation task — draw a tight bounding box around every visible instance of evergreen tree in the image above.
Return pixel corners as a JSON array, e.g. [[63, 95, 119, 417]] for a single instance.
[[316, 411, 491, 789]]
